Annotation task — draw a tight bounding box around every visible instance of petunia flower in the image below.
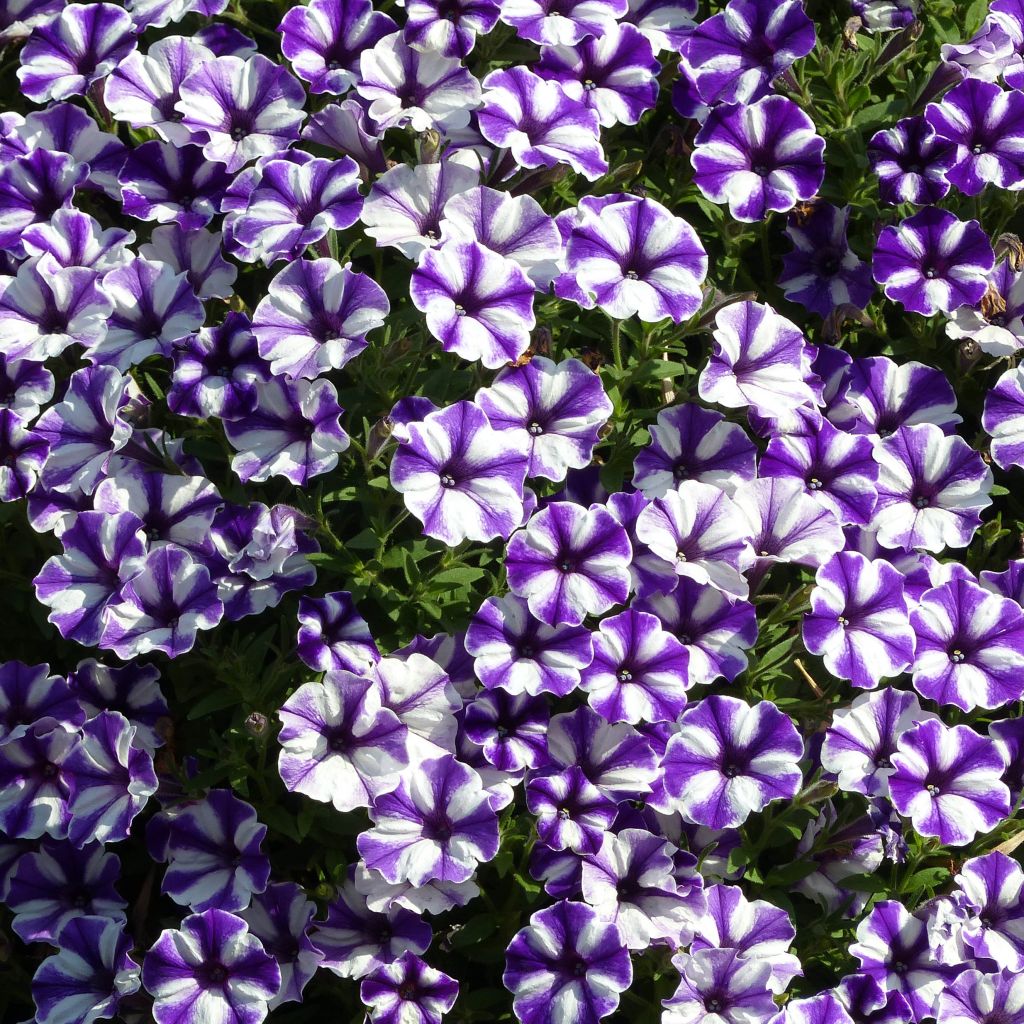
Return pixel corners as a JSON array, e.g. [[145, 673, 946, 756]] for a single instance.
[[910, 576, 1024, 711], [0, 353, 54, 421], [580, 608, 690, 723], [506, 501, 632, 626], [760, 420, 879, 526], [313, 877, 432, 980], [118, 141, 233, 232], [7, 839, 125, 942], [357, 31, 481, 132], [947, 259, 1024, 355], [831, 356, 961, 438], [633, 404, 756, 499], [938, 970, 1024, 1024], [101, 545, 224, 660], [635, 481, 754, 599], [465, 593, 594, 697], [91, 257, 204, 371], [0, 262, 110, 363], [411, 241, 535, 368], [690, 884, 801, 994], [358, 753, 499, 886], [983, 364, 1024, 470], [546, 705, 658, 800], [33, 511, 147, 648], [663, 948, 776, 1024], [18, 2, 136, 103], [104, 35, 214, 146], [682, 0, 815, 105], [405, 0, 500, 58], [175, 54, 307, 173], [439, 185, 562, 287], [872, 207, 994, 316], [168, 312, 270, 421], [850, 900, 963, 1021], [475, 356, 612, 482], [732, 477, 845, 577], [478, 66, 607, 181], [277, 672, 409, 812], [65, 711, 158, 848], [232, 156, 363, 265], [635, 580, 758, 686], [582, 827, 704, 949], [69, 659, 168, 756], [691, 96, 825, 222], [802, 552, 915, 690], [21, 208, 132, 276], [360, 159, 479, 258], [870, 423, 992, 552], [252, 257, 387, 380], [499, 0, 627, 44], [0, 724, 77, 839], [889, 720, 1010, 847], [955, 852, 1024, 971], [32, 915, 141, 1024], [503, 900, 632, 1024], [661, 695, 804, 829], [33, 365, 137, 494], [536, 23, 660, 127], [296, 591, 380, 673], [562, 195, 707, 322], [462, 688, 548, 771], [925, 78, 1024, 195], [142, 910, 281, 1024], [0, 661, 81, 744], [868, 115, 956, 206], [225, 377, 350, 486], [239, 883, 323, 1008], [361, 952, 459, 1024], [280, 0, 395, 94], [0, 151, 87, 256], [390, 400, 528, 546], [527, 765, 617, 853], [141, 223, 237, 301], [699, 301, 820, 416], [0, 410, 48, 502], [157, 790, 270, 914], [780, 203, 874, 317], [821, 688, 933, 798]]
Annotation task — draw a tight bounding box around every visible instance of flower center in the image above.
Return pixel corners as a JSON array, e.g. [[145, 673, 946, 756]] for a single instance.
[[528, 421, 543, 436], [617, 669, 633, 682], [913, 495, 929, 509], [558, 559, 573, 573], [837, 615, 849, 626], [722, 764, 741, 778], [807, 477, 823, 490], [949, 649, 966, 663], [440, 474, 456, 487], [926, 783, 941, 797], [454, 304, 466, 316]]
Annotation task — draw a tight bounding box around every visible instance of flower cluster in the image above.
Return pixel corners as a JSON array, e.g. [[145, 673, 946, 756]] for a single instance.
[[1, 1, 1024, 1024]]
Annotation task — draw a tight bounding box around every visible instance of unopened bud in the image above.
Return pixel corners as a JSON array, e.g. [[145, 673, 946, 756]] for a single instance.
[[367, 417, 394, 461], [957, 338, 982, 372], [245, 712, 269, 737], [418, 129, 442, 164], [531, 326, 553, 357], [877, 19, 923, 70], [822, 304, 874, 344]]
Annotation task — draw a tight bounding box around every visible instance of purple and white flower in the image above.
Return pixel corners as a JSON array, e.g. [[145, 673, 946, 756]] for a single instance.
[[661, 695, 804, 829], [910, 576, 1024, 711], [692, 96, 825, 222], [277, 672, 409, 812], [870, 424, 992, 552], [142, 910, 281, 1024], [872, 208, 995, 316], [411, 241, 535, 368], [358, 754, 499, 886], [503, 900, 631, 1024], [475, 357, 611, 482], [803, 552, 915, 689], [889, 720, 1011, 847], [478, 66, 607, 181], [506, 501, 632, 626], [361, 952, 459, 1024], [699, 301, 819, 416], [391, 400, 528, 546]]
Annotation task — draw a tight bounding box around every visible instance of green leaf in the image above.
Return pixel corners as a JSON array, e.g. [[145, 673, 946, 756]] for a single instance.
[[432, 566, 486, 586], [187, 689, 243, 720]]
